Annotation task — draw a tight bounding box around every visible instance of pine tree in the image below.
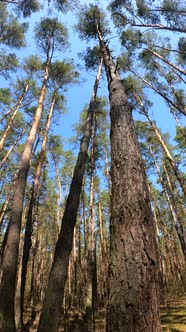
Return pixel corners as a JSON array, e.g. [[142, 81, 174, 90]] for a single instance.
[[76, 5, 161, 331]]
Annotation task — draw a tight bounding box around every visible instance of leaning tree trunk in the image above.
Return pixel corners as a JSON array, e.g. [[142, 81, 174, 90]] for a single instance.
[[37, 58, 103, 332], [20, 91, 57, 329], [0, 83, 29, 152], [0, 127, 27, 170], [0, 61, 49, 332], [133, 92, 186, 197], [96, 27, 161, 332]]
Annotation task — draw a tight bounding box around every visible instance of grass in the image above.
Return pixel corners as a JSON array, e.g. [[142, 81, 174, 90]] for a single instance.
[[21, 296, 186, 331]]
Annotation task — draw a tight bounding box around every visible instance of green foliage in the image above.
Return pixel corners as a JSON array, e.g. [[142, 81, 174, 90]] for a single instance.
[[79, 46, 102, 71], [0, 53, 18, 78], [52, 0, 77, 12], [161, 0, 186, 28], [16, 0, 40, 17], [34, 17, 68, 54], [48, 60, 79, 88], [48, 135, 64, 159], [177, 37, 186, 63], [136, 0, 159, 23], [0, 4, 27, 48], [174, 126, 186, 152], [0, 88, 12, 106], [22, 55, 42, 74], [121, 29, 142, 49], [76, 4, 110, 41]]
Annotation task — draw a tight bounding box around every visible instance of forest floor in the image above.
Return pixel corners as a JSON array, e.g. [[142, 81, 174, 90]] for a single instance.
[[161, 295, 186, 332], [22, 296, 186, 332]]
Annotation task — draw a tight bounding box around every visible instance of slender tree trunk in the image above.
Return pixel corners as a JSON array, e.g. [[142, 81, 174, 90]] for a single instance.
[[97, 187, 108, 307], [147, 46, 186, 76], [37, 58, 103, 332], [170, 110, 186, 139], [0, 127, 27, 170], [0, 61, 49, 332], [150, 147, 186, 259], [0, 174, 17, 232], [96, 27, 161, 332], [85, 119, 97, 332], [134, 92, 186, 196], [162, 161, 186, 258], [20, 92, 57, 328], [53, 160, 62, 234], [0, 83, 29, 152], [129, 68, 186, 116], [104, 147, 111, 197]]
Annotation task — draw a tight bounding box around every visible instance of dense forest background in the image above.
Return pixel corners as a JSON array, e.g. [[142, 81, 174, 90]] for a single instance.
[[0, 0, 186, 331]]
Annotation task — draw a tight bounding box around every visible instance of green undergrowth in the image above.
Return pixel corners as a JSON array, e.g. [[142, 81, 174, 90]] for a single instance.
[[161, 296, 186, 332]]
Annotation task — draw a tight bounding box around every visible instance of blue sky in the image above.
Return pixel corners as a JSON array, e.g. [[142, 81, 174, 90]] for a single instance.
[[1, 0, 186, 150]]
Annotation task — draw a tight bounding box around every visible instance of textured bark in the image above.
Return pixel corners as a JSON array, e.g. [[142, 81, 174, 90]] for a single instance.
[[37, 58, 103, 332], [0, 61, 49, 332], [96, 29, 161, 332]]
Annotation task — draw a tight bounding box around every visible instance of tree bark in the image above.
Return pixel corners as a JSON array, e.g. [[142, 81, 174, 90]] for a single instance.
[[37, 58, 103, 332], [85, 123, 97, 332], [96, 28, 161, 332], [20, 92, 57, 328], [0, 60, 49, 332]]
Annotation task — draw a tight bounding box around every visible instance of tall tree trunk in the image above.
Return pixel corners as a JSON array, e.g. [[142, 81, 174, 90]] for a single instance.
[[53, 159, 62, 234], [20, 92, 57, 328], [97, 186, 107, 307], [85, 124, 96, 332], [37, 58, 103, 332], [150, 147, 186, 258], [96, 27, 161, 332], [0, 60, 49, 332], [162, 161, 186, 258]]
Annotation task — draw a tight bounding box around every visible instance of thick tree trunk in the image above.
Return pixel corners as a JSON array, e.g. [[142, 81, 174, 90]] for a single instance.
[[96, 29, 161, 332], [37, 58, 103, 332], [0, 62, 49, 332]]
